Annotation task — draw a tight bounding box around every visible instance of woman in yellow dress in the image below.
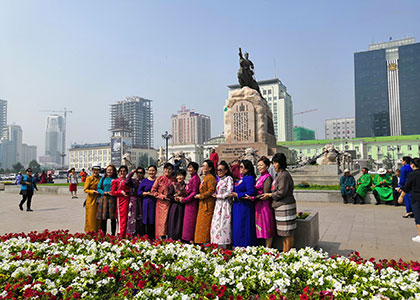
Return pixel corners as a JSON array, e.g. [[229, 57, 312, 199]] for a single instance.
[[84, 164, 102, 232]]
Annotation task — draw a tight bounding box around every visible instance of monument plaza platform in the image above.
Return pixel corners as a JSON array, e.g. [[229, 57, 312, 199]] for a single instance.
[[0, 191, 418, 261]]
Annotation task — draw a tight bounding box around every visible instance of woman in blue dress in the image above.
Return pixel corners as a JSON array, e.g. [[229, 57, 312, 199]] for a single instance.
[[231, 159, 257, 247]]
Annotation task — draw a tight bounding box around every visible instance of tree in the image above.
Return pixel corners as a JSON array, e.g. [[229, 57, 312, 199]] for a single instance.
[[138, 153, 157, 168], [12, 162, 24, 173], [383, 153, 393, 170], [28, 160, 42, 173]]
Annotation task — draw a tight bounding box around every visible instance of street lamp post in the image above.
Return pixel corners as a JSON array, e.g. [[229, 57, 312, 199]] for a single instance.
[[161, 131, 172, 163]]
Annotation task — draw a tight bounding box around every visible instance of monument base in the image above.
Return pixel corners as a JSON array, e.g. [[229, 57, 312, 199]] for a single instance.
[[217, 143, 291, 163]]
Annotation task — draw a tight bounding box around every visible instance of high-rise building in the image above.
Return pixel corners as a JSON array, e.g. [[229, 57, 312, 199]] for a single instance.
[[355, 37, 420, 137], [228, 78, 293, 141], [110, 96, 153, 148], [293, 126, 315, 141], [0, 99, 6, 137], [45, 114, 65, 165], [325, 117, 355, 139], [4, 125, 23, 164], [22, 144, 37, 166], [171, 107, 211, 145]]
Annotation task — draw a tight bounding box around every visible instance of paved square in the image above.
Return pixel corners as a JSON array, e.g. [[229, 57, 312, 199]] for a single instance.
[[1, 191, 419, 261]]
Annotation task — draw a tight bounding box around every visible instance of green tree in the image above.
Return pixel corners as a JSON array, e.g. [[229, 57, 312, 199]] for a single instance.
[[138, 153, 157, 168], [28, 160, 42, 173], [383, 153, 394, 170], [12, 162, 24, 173]]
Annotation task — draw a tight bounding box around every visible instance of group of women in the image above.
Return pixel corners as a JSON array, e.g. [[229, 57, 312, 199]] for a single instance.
[[83, 152, 297, 251]]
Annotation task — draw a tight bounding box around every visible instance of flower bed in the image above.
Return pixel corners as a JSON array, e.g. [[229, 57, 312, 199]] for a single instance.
[[0, 230, 419, 299]]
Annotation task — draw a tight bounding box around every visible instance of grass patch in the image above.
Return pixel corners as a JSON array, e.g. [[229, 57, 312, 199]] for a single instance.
[[295, 184, 340, 190]]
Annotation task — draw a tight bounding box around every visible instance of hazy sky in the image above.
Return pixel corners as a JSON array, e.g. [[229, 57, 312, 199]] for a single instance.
[[1, 0, 420, 156]]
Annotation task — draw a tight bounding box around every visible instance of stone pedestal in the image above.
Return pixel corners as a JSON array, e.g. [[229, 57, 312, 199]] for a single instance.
[[218, 87, 290, 162]]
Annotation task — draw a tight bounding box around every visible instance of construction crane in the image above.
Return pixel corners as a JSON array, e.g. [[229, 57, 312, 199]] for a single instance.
[[293, 108, 318, 116], [40, 108, 73, 168]]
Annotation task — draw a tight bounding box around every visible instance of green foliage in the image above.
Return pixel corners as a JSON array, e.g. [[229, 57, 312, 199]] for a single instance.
[[28, 160, 42, 173], [12, 162, 24, 173], [383, 153, 394, 170], [294, 184, 340, 190], [137, 153, 157, 168]]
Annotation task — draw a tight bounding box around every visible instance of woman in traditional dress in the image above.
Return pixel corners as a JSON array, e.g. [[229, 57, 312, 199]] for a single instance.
[[138, 165, 158, 239], [97, 164, 117, 235], [110, 165, 130, 238], [167, 169, 187, 240], [210, 160, 234, 247], [83, 164, 102, 232], [194, 160, 217, 244], [151, 163, 174, 239], [251, 156, 275, 248], [231, 159, 257, 247], [260, 153, 296, 252], [179, 162, 200, 243], [372, 168, 393, 205], [126, 167, 145, 236]]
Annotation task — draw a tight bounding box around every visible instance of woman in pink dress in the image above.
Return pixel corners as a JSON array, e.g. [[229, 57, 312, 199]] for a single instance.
[[178, 162, 200, 243], [245, 156, 275, 247], [150, 163, 174, 238]]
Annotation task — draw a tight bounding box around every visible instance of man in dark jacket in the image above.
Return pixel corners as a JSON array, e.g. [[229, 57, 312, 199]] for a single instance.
[[392, 169, 401, 206]]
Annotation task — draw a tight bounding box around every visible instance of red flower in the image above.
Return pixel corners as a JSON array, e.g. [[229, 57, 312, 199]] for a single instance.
[[137, 280, 146, 289], [211, 284, 218, 292], [72, 292, 81, 299], [300, 294, 308, 300], [206, 293, 214, 299], [269, 294, 277, 300], [237, 296, 243, 300]]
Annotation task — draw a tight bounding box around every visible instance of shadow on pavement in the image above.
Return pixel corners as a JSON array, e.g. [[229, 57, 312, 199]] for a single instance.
[[315, 241, 355, 257]]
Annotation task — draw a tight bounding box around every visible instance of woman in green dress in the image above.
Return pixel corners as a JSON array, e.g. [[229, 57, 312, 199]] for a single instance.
[[372, 168, 393, 205]]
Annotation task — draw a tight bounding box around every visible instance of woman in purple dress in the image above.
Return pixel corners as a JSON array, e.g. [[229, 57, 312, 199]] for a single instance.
[[248, 156, 275, 247], [179, 162, 200, 243], [137, 165, 157, 239], [126, 167, 145, 236]]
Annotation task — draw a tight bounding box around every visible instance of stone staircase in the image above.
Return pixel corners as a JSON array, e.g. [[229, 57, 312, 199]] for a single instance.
[[289, 165, 360, 186]]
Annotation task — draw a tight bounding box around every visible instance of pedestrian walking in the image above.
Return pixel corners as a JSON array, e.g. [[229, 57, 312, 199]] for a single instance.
[[19, 168, 38, 212], [399, 157, 414, 218], [68, 168, 78, 199]]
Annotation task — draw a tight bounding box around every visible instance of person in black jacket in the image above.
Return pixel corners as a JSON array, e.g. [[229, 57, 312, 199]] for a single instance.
[[392, 169, 401, 206], [398, 158, 420, 243]]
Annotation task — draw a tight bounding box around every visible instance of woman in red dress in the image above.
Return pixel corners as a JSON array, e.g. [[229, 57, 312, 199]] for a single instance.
[[110, 165, 130, 238]]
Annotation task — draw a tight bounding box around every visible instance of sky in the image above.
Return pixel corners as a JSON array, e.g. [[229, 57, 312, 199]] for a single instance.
[[1, 0, 420, 157]]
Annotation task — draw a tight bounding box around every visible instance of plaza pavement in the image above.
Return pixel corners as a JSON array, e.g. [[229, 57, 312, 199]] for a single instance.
[[0, 191, 419, 261]]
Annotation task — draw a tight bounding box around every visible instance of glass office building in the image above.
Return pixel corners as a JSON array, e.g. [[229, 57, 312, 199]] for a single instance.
[[354, 38, 420, 137]]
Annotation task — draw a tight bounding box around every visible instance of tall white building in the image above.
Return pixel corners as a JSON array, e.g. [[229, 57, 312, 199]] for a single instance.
[[110, 97, 153, 148], [228, 78, 293, 141], [171, 107, 211, 145], [45, 114, 65, 165], [325, 117, 356, 139]]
